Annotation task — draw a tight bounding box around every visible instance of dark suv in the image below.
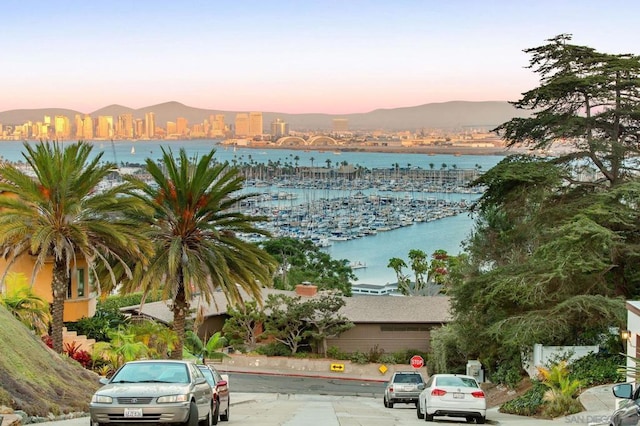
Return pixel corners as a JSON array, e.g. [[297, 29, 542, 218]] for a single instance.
[[384, 371, 425, 408]]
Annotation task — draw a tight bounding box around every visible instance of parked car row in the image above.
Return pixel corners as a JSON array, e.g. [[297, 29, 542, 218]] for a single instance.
[[384, 371, 486, 424], [89, 359, 230, 426]]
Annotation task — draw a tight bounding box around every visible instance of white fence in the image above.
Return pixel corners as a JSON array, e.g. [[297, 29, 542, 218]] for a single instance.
[[523, 344, 599, 377]]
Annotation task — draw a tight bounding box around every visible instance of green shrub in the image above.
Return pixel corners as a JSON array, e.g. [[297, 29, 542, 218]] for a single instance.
[[568, 352, 624, 386], [500, 381, 546, 416], [254, 342, 291, 357], [378, 353, 397, 365], [491, 362, 523, 389], [99, 292, 164, 313], [64, 308, 128, 342], [391, 349, 430, 366], [350, 351, 369, 365], [327, 346, 348, 360]]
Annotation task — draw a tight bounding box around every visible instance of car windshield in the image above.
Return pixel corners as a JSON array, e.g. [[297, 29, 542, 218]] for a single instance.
[[435, 376, 479, 388], [394, 374, 422, 384], [111, 362, 189, 384]]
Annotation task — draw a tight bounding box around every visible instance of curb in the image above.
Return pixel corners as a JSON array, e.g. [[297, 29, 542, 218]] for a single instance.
[[220, 369, 388, 383]]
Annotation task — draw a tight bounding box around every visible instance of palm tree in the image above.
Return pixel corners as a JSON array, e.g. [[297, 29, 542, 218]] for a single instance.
[[0, 141, 151, 353], [125, 147, 277, 359]]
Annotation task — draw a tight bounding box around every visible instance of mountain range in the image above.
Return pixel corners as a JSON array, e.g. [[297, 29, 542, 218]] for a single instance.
[[0, 100, 529, 131]]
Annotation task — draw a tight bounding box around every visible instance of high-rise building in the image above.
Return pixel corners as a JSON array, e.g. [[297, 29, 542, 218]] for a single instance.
[[134, 119, 144, 139], [117, 113, 134, 139], [271, 118, 289, 139], [82, 115, 94, 140], [144, 112, 155, 139], [211, 114, 226, 137], [249, 112, 263, 137], [54, 115, 71, 139], [74, 114, 84, 139], [166, 121, 177, 136], [332, 118, 349, 132], [235, 113, 249, 137], [97, 116, 114, 139], [176, 117, 188, 136]]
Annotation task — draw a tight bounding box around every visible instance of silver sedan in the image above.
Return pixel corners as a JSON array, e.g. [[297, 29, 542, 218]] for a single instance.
[[89, 360, 213, 426]]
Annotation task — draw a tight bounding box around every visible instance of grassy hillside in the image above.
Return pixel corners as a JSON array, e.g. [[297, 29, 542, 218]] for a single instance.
[[0, 305, 100, 416]]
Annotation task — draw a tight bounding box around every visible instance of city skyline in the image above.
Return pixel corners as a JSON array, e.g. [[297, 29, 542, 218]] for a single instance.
[[2, 0, 639, 114]]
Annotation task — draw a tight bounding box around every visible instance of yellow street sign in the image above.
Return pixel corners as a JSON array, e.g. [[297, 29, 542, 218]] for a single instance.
[[330, 363, 345, 372], [379, 364, 388, 374]]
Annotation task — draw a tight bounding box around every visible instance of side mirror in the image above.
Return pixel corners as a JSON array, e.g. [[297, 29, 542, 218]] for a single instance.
[[613, 383, 634, 399], [195, 377, 207, 385], [418, 383, 425, 390], [99, 377, 110, 385]]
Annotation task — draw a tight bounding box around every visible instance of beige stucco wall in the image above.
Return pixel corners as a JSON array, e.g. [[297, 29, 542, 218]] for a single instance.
[[326, 322, 431, 353]]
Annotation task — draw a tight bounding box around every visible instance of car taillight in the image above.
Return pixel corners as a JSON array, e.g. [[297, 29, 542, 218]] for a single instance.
[[471, 391, 485, 398], [431, 389, 447, 396]]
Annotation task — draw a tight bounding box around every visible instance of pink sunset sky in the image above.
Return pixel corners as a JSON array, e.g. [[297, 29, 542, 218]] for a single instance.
[[2, 0, 639, 115]]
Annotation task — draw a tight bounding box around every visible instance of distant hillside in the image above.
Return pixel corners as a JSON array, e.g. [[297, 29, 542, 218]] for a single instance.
[[0, 100, 529, 131], [0, 305, 100, 416]]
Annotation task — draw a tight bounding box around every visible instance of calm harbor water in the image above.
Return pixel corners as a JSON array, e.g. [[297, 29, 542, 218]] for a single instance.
[[0, 139, 503, 286]]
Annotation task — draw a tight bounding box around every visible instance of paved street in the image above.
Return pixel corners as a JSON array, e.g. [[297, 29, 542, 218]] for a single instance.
[[43, 391, 609, 426]]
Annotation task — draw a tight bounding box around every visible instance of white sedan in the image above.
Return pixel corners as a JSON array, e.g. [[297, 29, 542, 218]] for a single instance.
[[417, 373, 486, 424]]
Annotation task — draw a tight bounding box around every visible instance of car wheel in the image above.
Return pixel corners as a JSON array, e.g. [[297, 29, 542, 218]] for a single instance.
[[184, 401, 199, 426], [383, 395, 388, 408], [477, 416, 486, 424], [212, 399, 220, 425], [387, 399, 394, 408], [199, 404, 212, 426], [466, 416, 474, 423], [220, 399, 229, 422], [425, 410, 434, 422], [416, 404, 424, 420]]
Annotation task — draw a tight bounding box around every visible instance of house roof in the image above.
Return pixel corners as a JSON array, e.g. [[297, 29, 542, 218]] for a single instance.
[[121, 288, 451, 324], [120, 287, 293, 324], [338, 295, 451, 323]]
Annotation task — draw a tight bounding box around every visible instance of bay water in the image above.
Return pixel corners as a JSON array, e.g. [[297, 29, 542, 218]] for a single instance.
[[0, 139, 503, 286]]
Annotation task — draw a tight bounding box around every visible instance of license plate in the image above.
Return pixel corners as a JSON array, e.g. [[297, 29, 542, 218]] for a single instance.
[[453, 393, 464, 399], [124, 408, 143, 417]]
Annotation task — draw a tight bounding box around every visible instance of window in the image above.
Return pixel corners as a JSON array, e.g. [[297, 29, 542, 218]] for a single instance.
[[77, 268, 85, 297]]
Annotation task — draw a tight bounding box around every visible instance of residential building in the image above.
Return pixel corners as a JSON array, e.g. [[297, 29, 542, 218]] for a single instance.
[[120, 284, 450, 354]]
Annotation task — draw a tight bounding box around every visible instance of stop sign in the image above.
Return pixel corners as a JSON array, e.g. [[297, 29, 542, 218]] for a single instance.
[[410, 355, 424, 369]]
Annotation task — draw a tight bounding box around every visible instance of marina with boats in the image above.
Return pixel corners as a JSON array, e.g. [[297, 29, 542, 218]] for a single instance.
[[0, 139, 502, 286]]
